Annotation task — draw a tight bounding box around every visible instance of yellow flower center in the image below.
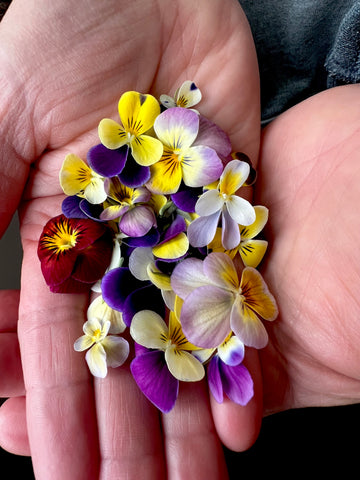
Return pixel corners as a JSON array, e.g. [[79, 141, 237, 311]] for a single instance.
[[41, 217, 78, 255], [92, 328, 103, 343]]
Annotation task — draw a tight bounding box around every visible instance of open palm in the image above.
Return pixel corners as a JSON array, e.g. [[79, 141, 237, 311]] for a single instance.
[[0, 0, 261, 478]]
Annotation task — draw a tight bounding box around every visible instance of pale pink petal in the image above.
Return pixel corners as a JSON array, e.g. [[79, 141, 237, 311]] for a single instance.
[[154, 107, 199, 149], [187, 211, 221, 248], [180, 285, 233, 348], [221, 207, 241, 250], [203, 252, 240, 291], [170, 257, 208, 299], [119, 206, 155, 237], [181, 146, 223, 188]]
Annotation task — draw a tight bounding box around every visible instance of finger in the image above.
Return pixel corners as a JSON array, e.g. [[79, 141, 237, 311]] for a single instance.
[[18, 202, 100, 480], [162, 382, 229, 479], [95, 367, 166, 479], [0, 290, 25, 397], [210, 348, 263, 452], [0, 396, 30, 456]]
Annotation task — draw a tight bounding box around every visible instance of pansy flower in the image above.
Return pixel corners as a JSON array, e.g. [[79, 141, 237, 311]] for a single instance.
[[187, 159, 256, 250], [38, 214, 113, 293], [146, 108, 223, 194], [130, 310, 204, 412], [208, 206, 269, 268], [87, 294, 126, 334], [160, 80, 202, 111], [74, 317, 129, 378], [98, 91, 163, 167], [100, 177, 156, 237], [59, 154, 107, 204], [171, 252, 278, 349]]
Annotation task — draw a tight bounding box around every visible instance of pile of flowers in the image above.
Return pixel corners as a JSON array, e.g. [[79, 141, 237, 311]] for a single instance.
[[38, 81, 278, 413]]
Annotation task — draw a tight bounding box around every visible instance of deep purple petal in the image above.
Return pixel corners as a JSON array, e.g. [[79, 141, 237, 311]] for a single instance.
[[207, 356, 224, 403], [125, 227, 160, 247], [79, 199, 107, 222], [101, 267, 144, 312], [219, 360, 254, 406], [62, 196, 88, 219], [159, 215, 186, 244], [171, 187, 202, 213], [130, 350, 179, 413], [87, 143, 128, 177], [123, 283, 165, 327], [118, 155, 151, 187]]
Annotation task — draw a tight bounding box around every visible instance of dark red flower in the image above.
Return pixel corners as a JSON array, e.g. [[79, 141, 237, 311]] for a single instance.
[[38, 214, 113, 293]]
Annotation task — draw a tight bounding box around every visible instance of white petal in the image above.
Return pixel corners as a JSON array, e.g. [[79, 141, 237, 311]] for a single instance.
[[87, 295, 126, 334], [226, 196, 256, 226], [128, 247, 153, 281], [218, 335, 245, 366], [84, 177, 107, 204], [74, 335, 94, 352], [86, 344, 108, 378], [195, 189, 223, 216], [102, 336, 129, 368]]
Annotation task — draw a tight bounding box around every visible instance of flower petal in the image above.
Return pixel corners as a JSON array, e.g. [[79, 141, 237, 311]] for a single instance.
[[218, 360, 254, 405], [226, 195, 256, 226], [85, 343, 108, 378], [239, 239, 268, 268], [221, 207, 241, 250], [195, 189, 223, 217], [170, 257, 208, 299], [128, 247, 153, 281], [207, 356, 224, 403], [62, 196, 88, 219], [118, 91, 160, 134], [59, 154, 91, 196], [118, 156, 151, 187], [147, 150, 183, 194], [218, 335, 245, 366], [119, 206, 156, 237], [87, 295, 126, 334], [102, 336, 129, 368], [203, 252, 239, 291], [175, 81, 202, 108], [84, 177, 107, 205], [131, 134, 163, 167], [165, 348, 205, 382], [123, 284, 165, 327], [130, 310, 168, 350], [74, 334, 94, 352], [195, 115, 231, 157], [87, 143, 128, 177], [101, 267, 143, 312], [154, 107, 199, 149], [240, 267, 278, 321], [130, 350, 179, 413], [230, 296, 269, 349], [181, 146, 223, 188], [240, 206, 269, 240], [187, 211, 221, 248], [180, 285, 233, 348], [98, 119, 127, 150], [219, 159, 250, 195], [152, 232, 189, 260]]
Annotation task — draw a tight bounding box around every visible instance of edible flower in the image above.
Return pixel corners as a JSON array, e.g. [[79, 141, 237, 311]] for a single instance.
[[171, 252, 278, 349], [74, 317, 129, 378], [160, 80, 202, 110]]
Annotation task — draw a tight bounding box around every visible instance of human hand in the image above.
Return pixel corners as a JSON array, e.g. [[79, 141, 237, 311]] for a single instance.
[[257, 85, 360, 414], [0, 0, 261, 478]]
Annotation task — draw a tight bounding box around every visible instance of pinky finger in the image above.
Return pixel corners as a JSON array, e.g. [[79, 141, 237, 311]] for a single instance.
[[0, 396, 30, 456]]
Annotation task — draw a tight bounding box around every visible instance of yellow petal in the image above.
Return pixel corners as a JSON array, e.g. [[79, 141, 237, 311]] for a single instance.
[[118, 91, 160, 135], [130, 310, 168, 350], [239, 239, 268, 268], [130, 134, 163, 166], [240, 206, 269, 240], [98, 118, 127, 150], [240, 267, 278, 321], [146, 263, 172, 290], [60, 154, 92, 195], [165, 348, 205, 382], [168, 311, 200, 351], [152, 232, 189, 259], [147, 148, 183, 194]]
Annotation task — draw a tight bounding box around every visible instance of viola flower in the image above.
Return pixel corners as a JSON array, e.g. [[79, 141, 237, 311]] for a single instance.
[[38, 214, 113, 293], [59, 154, 107, 204], [146, 107, 223, 194], [208, 206, 269, 268], [171, 252, 278, 349], [98, 91, 163, 167], [87, 294, 126, 334], [160, 80, 202, 111], [100, 177, 156, 238], [130, 310, 204, 412], [74, 317, 129, 378], [187, 159, 256, 250]]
